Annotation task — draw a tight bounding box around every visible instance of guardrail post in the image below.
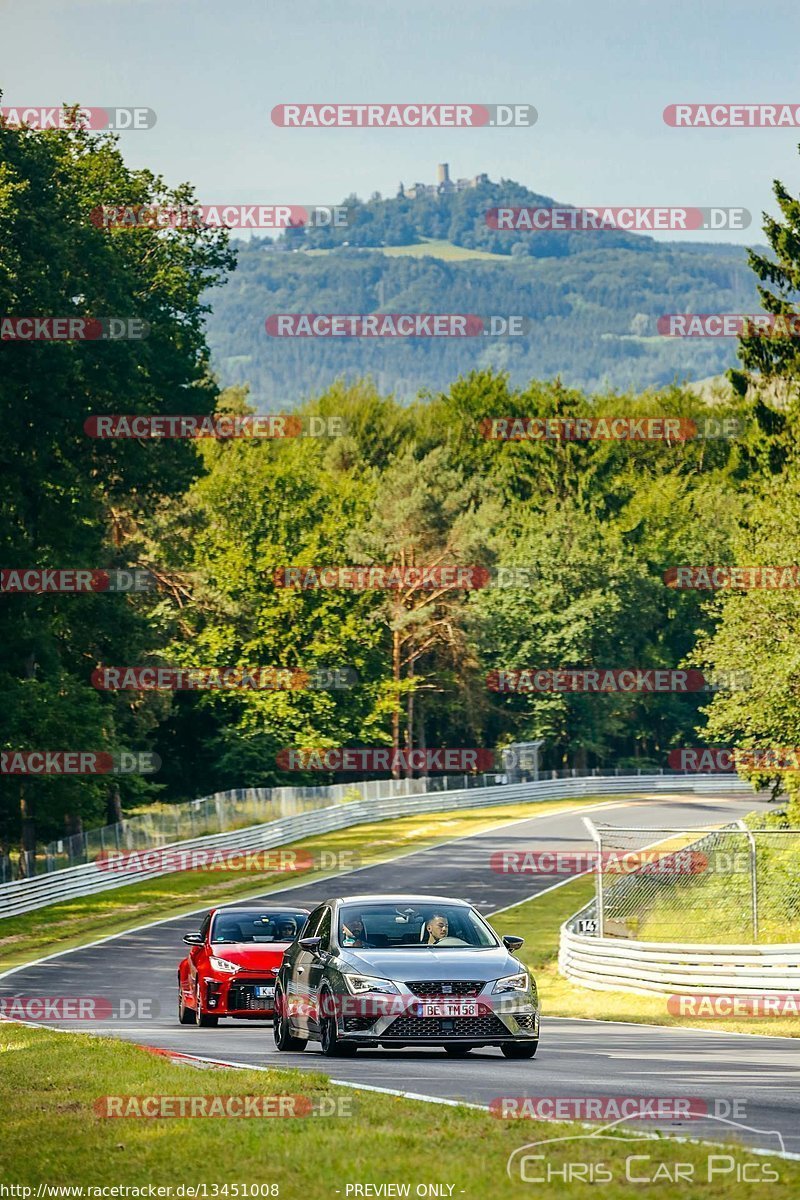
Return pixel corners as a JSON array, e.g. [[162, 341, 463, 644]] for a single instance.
[[737, 819, 759, 940], [582, 816, 603, 936]]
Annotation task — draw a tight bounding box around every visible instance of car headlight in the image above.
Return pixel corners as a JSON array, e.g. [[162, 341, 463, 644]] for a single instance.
[[208, 956, 240, 973], [493, 971, 530, 993], [343, 974, 400, 995]]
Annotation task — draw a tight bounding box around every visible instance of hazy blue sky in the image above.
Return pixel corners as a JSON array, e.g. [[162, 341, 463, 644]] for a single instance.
[[2, 0, 799, 243]]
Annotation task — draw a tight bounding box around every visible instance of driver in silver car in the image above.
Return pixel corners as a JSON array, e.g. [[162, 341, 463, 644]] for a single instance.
[[425, 913, 449, 944]]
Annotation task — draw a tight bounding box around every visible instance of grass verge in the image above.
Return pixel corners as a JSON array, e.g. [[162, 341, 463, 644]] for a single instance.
[[0, 794, 631, 973], [0, 1022, 796, 1195], [490, 876, 800, 1039]]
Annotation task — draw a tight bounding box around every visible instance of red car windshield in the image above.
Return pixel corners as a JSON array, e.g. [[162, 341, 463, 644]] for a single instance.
[[211, 910, 308, 943]]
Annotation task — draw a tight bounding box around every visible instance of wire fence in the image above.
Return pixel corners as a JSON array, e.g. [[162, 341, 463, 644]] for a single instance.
[[583, 819, 800, 944]]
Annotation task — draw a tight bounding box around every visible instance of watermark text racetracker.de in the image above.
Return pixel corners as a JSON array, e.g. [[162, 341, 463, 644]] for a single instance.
[[1, 105, 156, 130], [490, 1096, 749, 1121], [486, 206, 749, 232], [271, 103, 537, 127], [1, 569, 154, 594], [277, 747, 529, 773], [94, 1095, 355, 1118], [658, 313, 800, 337], [479, 415, 741, 441], [91, 204, 350, 231], [664, 102, 800, 127], [91, 666, 358, 691], [669, 747, 800, 772], [667, 993, 800, 1018], [264, 314, 530, 337], [84, 414, 347, 439], [488, 668, 749, 693], [95, 846, 361, 875], [490, 848, 711, 876], [664, 565, 800, 589], [0, 751, 159, 776], [0, 995, 159, 1021], [1, 318, 149, 340]]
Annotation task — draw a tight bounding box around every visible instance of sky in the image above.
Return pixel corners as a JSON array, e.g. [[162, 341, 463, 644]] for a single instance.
[[1, 0, 799, 243]]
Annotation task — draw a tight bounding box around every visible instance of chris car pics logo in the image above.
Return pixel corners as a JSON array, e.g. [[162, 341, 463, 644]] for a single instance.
[[506, 1115, 784, 1184]]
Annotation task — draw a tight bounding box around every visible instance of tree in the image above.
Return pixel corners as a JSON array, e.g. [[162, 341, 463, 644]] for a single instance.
[[0, 104, 234, 854]]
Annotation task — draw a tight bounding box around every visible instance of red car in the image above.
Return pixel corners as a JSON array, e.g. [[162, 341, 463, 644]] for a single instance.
[[178, 905, 309, 1026]]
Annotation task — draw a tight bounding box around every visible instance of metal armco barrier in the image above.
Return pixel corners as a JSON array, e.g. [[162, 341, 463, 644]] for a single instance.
[[0, 773, 751, 920], [559, 905, 800, 994]]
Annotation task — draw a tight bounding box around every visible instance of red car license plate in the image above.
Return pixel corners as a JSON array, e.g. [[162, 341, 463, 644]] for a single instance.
[[418, 1001, 478, 1018], [254, 986, 274, 999]]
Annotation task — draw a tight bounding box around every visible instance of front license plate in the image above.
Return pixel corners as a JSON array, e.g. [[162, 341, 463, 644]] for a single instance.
[[254, 986, 275, 999], [418, 1001, 478, 1018]]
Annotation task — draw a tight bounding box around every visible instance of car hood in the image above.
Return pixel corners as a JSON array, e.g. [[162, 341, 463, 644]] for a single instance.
[[338, 945, 523, 982], [210, 942, 289, 969]]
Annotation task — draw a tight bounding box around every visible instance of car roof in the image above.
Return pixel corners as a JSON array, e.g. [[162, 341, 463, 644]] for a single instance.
[[211, 905, 310, 916], [326, 895, 472, 907]]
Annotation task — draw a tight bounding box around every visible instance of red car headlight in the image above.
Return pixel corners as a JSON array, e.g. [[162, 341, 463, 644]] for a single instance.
[[208, 956, 239, 973]]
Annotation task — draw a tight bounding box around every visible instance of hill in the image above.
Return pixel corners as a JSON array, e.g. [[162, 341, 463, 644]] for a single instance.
[[204, 175, 761, 405]]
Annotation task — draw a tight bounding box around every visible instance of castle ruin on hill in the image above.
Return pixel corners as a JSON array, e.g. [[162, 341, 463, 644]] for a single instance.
[[398, 163, 489, 200]]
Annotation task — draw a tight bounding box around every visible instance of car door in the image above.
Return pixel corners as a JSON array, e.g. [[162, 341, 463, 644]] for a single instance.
[[305, 907, 332, 1036], [287, 905, 324, 1035]]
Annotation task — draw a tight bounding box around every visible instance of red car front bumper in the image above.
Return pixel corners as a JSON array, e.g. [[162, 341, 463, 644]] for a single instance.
[[201, 971, 278, 1019]]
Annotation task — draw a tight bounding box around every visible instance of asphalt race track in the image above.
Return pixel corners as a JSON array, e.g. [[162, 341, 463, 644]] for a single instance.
[[2, 792, 798, 1156]]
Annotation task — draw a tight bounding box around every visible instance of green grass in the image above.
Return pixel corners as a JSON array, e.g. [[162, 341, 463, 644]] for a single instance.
[[380, 237, 512, 262], [490, 875, 800, 1039], [0, 794, 626, 972], [303, 237, 512, 262], [1, 1023, 796, 1194]]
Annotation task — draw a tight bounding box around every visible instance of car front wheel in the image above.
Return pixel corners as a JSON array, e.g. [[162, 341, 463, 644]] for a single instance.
[[501, 1040, 538, 1059], [319, 992, 357, 1057], [178, 990, 195, 1025], [273, 987, 306, 1052]]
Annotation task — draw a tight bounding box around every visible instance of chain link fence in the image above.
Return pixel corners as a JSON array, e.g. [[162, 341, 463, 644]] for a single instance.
[[583, 819, 800, 944]]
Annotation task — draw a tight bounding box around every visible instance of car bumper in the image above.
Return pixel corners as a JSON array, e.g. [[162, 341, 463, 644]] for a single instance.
[[202, 975, 277, 1018], [337, 1002, 539, 1044]]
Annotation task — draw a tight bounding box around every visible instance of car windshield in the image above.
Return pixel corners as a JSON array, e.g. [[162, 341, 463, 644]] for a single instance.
[[211, 910, 308, 944], [338, 903, 498, 949]]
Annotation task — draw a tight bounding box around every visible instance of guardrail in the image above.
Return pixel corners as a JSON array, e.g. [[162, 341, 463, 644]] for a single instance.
[[559, 902, 800, 993], [0, 773, 752, 920]]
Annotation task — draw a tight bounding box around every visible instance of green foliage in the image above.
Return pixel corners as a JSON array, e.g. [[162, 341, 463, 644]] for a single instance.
[[0, 110, 234, 851]]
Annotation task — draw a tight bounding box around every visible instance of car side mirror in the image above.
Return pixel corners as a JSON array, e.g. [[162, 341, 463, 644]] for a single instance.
[[183, 933, 204, 946], [502, 935, 524, 952], [298, 936, 322, 953]]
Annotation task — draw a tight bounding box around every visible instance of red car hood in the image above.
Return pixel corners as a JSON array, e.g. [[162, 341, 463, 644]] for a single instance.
[[210, 942, 289, 970]]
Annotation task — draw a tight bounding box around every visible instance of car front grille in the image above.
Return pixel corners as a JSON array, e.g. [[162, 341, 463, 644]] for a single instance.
[[227, 979, 275, 1010], [514, 1013, 536, 1030], [384, 1012, 508, 1039], [405, 980, 485, 998]]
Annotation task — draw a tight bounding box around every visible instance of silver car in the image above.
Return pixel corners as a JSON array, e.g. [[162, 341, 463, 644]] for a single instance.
[[273, 893, 539, 1058]]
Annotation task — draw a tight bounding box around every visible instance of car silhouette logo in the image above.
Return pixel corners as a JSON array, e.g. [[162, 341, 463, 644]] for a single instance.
[[506, 1114, 787, 1182]]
